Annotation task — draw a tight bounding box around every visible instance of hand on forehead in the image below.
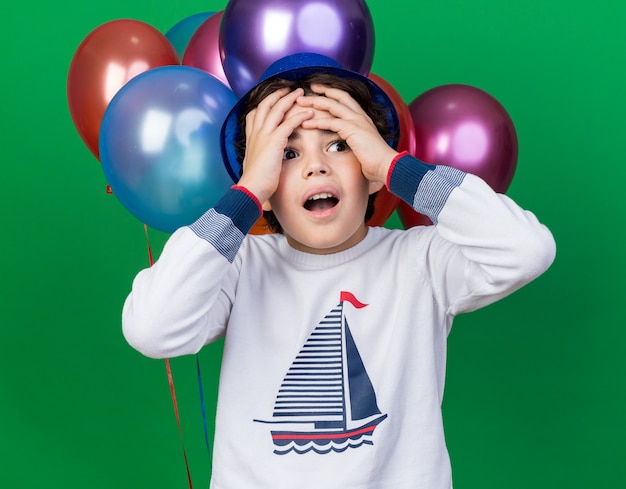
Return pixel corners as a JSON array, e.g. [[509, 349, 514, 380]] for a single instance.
[[281, 85, 358, 129], [283, 102, 331, 126], [303, 84, 362, 110]]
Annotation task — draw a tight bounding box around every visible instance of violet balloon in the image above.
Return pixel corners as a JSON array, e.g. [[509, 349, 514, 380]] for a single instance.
[[219, 0, 375, 96], [409, 84, 518, 193], [182, 11, 230, 88], [99, 66, 238, 233]]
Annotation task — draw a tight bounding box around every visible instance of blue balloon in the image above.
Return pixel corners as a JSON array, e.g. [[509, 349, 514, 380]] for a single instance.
[[99, 66, 238, 233], [165, 12, 214, 60]]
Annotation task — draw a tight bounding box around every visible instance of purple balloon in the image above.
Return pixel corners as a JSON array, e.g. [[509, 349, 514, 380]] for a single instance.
[[219, 0, 375, 96], [182, 11, 230, 88], [409, 84, 518, 193]]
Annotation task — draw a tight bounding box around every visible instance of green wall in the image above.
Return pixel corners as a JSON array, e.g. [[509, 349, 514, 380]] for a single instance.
[[2, 0, 624, 487]]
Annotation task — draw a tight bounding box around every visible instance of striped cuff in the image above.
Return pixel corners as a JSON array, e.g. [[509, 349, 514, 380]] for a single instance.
[[231, 185, 263, 215], [188, 187, 262, 262], [412, 165, 466, 224], [387, 153, 436, 204], [214, 186, 262, 234], [388, 154, 466, 224]]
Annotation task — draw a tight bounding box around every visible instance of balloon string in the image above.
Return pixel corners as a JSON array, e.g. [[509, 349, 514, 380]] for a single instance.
[[196, 355, 211, 455], [166, 358, 194, 489], [143, 223, 154, 266], [144, 223, 193, 488]]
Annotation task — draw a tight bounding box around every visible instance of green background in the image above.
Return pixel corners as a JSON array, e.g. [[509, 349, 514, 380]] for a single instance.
[[1, 0, 624, 487]]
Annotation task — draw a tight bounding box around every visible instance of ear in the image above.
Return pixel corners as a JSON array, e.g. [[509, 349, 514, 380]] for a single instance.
[[368, 180, 384, 195]]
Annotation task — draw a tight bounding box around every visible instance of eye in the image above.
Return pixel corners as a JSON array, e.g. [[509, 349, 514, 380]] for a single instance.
[[283, 148, 298, 160], [328, 140, 350, 153]]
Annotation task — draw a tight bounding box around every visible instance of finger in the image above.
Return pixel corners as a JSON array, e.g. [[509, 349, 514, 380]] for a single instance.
[[296, 94, 371, 128], [300, 114, 349, 136], [297, 97, 360, 130], [280, 107, 315, 133], [244, 107, 259, 138], [253, 86, 291, 116], [298, 100, 374, 139], [245, 89, 299, 146], [307, 84, 364, 113], [247, 87, 291, 131], [254, 87, 304, 132]]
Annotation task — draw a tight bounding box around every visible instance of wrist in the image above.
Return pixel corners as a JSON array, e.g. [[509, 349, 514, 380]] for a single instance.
[[384, 150, 407, 188], [236, 174, 273, 205]]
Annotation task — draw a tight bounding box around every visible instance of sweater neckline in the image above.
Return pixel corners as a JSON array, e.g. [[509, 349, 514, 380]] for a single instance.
[[277, 227, 383, 270]]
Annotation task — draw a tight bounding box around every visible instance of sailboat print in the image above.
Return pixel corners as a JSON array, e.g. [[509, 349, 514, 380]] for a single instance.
[[254, 291, 387, 455]]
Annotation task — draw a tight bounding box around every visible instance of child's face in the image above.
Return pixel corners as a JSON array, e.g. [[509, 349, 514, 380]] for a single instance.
[[268, 105, 375, 255]]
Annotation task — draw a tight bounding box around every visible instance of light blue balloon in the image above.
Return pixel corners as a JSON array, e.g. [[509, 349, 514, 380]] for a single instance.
[[165, 12, 214, 60], [99, 66, 238, 233]]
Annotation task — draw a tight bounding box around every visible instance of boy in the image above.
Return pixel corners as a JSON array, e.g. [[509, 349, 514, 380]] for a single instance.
[[122, 53, 556, 488]]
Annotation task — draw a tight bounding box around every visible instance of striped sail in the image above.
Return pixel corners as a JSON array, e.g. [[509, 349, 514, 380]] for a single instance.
[[273, 304, 347, 428]]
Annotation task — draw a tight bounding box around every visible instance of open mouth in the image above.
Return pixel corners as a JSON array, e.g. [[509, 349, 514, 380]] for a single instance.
[[303, 192, 339, 212]]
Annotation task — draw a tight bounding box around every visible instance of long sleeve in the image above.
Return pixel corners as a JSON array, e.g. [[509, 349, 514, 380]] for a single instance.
[[121, 187, 261, 358], [387, 152, 556, 315]]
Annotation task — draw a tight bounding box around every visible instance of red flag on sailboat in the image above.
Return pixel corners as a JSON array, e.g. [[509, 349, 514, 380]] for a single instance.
[[340, 291, 368, 309]]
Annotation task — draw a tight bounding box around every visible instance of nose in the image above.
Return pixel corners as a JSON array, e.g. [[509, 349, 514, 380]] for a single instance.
[[302, 154, 331, 178]]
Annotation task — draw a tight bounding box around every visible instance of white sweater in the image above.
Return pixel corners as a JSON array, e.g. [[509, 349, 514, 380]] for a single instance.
[[122, 154, 556, 489]]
